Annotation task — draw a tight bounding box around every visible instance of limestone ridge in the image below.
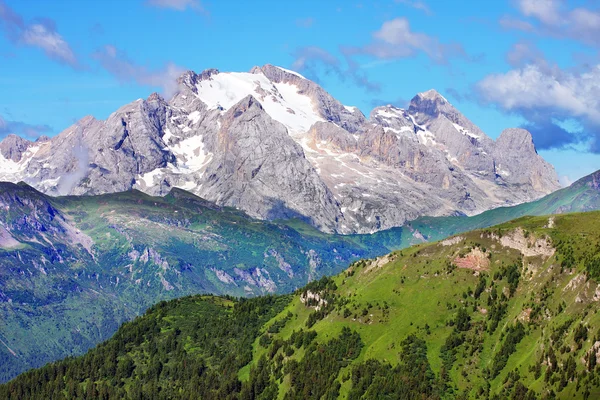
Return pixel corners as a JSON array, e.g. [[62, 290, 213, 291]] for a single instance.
[[0, 66, 560, 233]]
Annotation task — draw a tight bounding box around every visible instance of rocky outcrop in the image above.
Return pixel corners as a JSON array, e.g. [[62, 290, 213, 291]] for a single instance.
[[494, 128, 560, 193], [308, 121, 357, 153], [0, 134, 33, 162], [196, 95, 342, 232]]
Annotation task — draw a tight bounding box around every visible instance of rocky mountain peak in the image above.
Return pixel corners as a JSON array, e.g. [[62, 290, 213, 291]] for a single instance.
[[251, 64, 306, 83], [408, 89, 455, 119], [35, 135, 50, 143], [176, 68, 220, 93], [0, 134, 32, 162], [495, 128, 536, 154], [227, 94, 263, 116], [75, 115, 98, 130], [197, 68, 220, 81], [418, 89, 448, 103], [147, 92, 164, 102], [0, 65, 562, 234], [0, 134, 33, 162], [176, 70, 198, 88]]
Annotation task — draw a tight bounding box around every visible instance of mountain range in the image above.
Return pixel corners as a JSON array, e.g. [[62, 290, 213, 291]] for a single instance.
[[0, 169, 598, 383], [0, 64, 559, 234]]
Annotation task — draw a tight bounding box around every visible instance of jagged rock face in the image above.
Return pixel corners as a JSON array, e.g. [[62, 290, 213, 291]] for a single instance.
[[408, 90, 496, 177], [307, 122, 357, 153], [252, 64, 367, 133], [0, 134, 32, 162], [196, 95, 342, 232], [0, 65, 560, 233], [15, 97, 175, 196], [493, 128, 559, 193]]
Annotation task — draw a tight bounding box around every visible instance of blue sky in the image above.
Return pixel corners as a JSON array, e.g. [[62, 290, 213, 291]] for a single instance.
[[0, 0, 599, 184]]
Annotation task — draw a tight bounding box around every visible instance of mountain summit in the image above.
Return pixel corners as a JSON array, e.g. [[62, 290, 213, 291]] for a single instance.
[[0, 64, 559, 233]]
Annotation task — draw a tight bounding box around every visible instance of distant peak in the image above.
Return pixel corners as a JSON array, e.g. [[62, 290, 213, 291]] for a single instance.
[[496, 128, 536, 153], [251, 64, 307, 80], [147, 92, 164, 102], [176, 68, 219, 88], [0, 133, 26, 143], [77, 115, 97, 126], [199, 68, 220, 79], [228, 94, 263, 113], [417, 89, 448, 103], [35, 135, 50, 143]]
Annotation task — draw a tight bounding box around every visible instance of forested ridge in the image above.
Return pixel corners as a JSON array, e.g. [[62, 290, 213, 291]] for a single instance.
[[4, 212, 600, 398]]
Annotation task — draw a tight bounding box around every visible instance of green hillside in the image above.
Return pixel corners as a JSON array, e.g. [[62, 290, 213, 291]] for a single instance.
[[4, 211, 600, 399], [0, 170, 599, 383]]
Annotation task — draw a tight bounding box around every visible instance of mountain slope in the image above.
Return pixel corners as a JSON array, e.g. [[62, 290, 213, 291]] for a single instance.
[[405, 168, 600, 243], [0, 64, 559, 233], [0, 181, 379, 383], [4, 211, 600, 398], [0, 169, 598, 383]]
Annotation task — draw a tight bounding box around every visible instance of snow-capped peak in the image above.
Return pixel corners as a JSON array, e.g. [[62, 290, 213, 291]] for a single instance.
[[192, 69, 322, 135], [273, 65, 306, 79]]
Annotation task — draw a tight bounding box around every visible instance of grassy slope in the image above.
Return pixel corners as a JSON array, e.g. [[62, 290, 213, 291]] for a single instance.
[[247, 211, 600, 398], [0, 170, 598, 383], [4, 211, 600, 398]]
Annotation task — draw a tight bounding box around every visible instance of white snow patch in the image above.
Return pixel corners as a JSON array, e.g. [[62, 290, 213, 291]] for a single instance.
[[170, 135, 212, 173], [0, 145, 42, 177], [162, 128, 175, 144], [452, 122, 480, 139], [138, 168, 164, 188], [194, 71, 322, 135], [376, 109, 401, 119], [274, 66, 306, 79], [178, 181, 198, 191], [187, 111, 201, 124]]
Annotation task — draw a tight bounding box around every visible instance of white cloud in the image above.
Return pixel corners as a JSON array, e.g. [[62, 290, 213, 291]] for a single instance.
[[21, 24, 77, 66], [477, 64, 600, 124], [146, 0, 204, 12], [94, 45, 185, 99], [517, 0, 562, 26], [394, 0, 432, 16], [353, 17, 465, 64], [0, 1, 80, 68], [505, 40, 544, 67], [505, 0, 600, 47], [499, 16, 535, 32]]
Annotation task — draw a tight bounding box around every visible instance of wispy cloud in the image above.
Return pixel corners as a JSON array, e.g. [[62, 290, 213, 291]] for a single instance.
[[291, 46, 342, 77], [145, 0, 206, 13], [0, 1, 81, 68], [296, 17, 315, 28], [502, 0, 600, 47], [445, 87, 464, 102], [0, 115, 53, 139], [291, 16, 469, 96], [499, 16, 535, 32], [394, 0, 432, 16], [291, 46, 381, 92], [93, 45, 185, 98], [343, 17, 467, 65], [505, 40, 544, 67]]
